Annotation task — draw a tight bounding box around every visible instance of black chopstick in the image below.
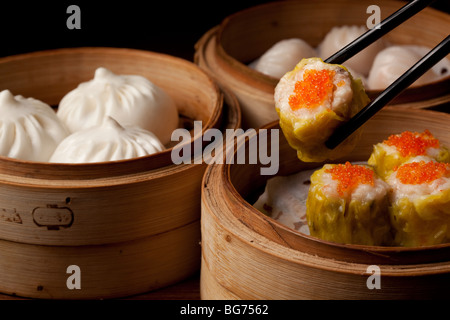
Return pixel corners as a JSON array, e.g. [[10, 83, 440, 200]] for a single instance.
[[325, 0, 436, 65], [325, 35, 450, 150]]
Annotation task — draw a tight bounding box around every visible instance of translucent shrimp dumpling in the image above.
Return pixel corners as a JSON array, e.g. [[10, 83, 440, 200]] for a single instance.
[[318, 25, 386, 77], [0, 89, 69, 162], [367, 45, 439, 90], [251, 38, 317, 79], [274, 57, 370, 162]]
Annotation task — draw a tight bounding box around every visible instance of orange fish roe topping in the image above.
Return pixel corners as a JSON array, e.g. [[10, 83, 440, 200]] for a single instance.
[[325, 162, 375, 196], [289, 69, 335, 111], [396, 161, 450, 185], [384, 130, 440, 158]]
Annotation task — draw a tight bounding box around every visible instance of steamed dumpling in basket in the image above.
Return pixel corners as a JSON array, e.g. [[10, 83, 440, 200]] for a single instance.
[[274, 57, 370, 162], [49, 116, 165, 163], [306, 162, 393, 246], [368, 130, 450, 179], [0, 89, 69, 162], [57, 67, 179, 145], [387, 159, 450, 247]]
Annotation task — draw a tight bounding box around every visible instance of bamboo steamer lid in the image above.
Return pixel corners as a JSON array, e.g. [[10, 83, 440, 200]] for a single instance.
[[195, 0, 450, 129], [201, 107, 450, 299], [0, 47, 241, 299]]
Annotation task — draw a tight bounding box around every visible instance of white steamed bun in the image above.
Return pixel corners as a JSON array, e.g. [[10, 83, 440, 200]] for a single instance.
[[57, 67, 179, 145], [49, 116, 165, 163], [0, 89, 69, 162]]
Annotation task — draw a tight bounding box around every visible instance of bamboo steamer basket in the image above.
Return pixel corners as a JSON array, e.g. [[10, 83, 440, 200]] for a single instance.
[[195, 0, 450, 129], [0, 47, 241, 299], [201, 107, 450, 300]]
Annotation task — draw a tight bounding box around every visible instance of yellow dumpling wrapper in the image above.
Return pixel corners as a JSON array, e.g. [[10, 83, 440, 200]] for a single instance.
[[274, 58, 370, 163], [306, 163, 393, 246], [389, 192, 450, 247], [368, 130, 450, 179], [388, 161, 450, 247]]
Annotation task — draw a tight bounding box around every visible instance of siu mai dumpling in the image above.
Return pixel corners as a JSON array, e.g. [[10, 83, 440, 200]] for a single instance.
[[387, 160, 450, 247], [0, 89, 69, 162], [57, 67, 179, 145], [306, 162, 393, 246], [274, 57, 370, 162], [368, 130, 450, 179]]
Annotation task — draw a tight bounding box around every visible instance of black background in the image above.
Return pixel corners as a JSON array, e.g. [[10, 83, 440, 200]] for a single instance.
[[0, 1, 275, 61], [1, 1, 448, 62]]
